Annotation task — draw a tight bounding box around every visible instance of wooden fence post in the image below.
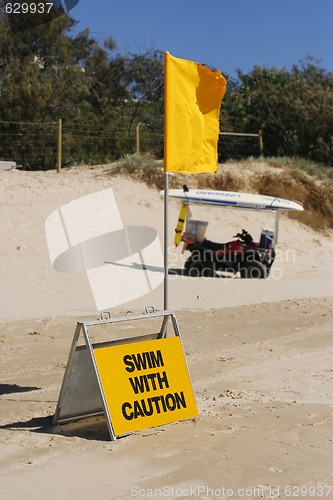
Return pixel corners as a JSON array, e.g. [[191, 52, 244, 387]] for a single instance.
[[135, 123, 142, 154], [57, 118, 62, 173], [259, 129, 264, 157]]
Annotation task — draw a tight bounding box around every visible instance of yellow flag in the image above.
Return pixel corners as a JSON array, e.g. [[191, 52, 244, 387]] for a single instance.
[[164, 52, 227, 174], [174, 204, 188, 247]]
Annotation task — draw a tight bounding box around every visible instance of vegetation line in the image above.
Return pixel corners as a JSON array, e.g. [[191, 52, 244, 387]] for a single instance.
[[108, 154, 333, 232]]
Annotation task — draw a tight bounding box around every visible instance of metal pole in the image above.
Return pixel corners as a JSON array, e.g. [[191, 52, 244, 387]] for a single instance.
[[274, 211, 280, 248], [163, 171, 169, 310], [57, 118, 62, 173], [163, 52, 169, 311]]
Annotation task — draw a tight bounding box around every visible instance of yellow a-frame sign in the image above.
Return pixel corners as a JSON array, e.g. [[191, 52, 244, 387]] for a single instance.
[[53, 310, 198, 440]]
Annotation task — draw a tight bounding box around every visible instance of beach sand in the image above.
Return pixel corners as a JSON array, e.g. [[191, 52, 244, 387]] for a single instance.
[[1, 166, 333, 499]]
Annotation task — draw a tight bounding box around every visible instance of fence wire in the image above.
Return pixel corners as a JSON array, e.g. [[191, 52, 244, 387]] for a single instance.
[[0, 120, 262, 169]]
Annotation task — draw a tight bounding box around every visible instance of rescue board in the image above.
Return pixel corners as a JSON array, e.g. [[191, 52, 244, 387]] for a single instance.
[[174, 204, 188, 247], [161, 189, 303, 212]]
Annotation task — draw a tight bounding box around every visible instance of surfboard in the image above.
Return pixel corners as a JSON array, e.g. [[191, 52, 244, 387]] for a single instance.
[[161, 188, 303, 212]]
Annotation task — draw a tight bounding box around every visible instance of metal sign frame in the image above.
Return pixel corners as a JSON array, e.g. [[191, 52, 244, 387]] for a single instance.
[[53, 309, 184, 440]]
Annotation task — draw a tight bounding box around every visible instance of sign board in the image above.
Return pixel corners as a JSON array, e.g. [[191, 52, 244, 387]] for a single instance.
[[94, 337, 198, 436], [53, 310, 198, 440]]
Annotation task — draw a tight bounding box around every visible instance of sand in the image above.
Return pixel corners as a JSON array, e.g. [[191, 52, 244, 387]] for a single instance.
[[1, 165, 333, 499]]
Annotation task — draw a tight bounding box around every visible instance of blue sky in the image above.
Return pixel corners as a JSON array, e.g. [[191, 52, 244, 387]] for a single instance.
[[69, 0, 333, 77]]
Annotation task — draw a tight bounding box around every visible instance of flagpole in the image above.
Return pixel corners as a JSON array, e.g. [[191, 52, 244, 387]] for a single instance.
[[163, 51, 169, 311], [163, 52, 226, 311], [163, 172, 169, 310]]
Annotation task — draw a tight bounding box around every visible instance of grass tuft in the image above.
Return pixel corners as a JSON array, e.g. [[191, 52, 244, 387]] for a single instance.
[[109, 153, 165, 190]]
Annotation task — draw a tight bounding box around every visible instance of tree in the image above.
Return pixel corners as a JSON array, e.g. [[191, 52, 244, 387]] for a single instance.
[[0, 4, 126, 167], [0, 4, 166, 167], [123, 51, 164, 155], [1, 3, 332, 168], [222, 58, 333, 165]]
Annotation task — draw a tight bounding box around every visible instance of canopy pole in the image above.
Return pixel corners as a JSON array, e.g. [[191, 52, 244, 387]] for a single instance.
[[163, 172, 169, 310], [274, 211, 280, 248]]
